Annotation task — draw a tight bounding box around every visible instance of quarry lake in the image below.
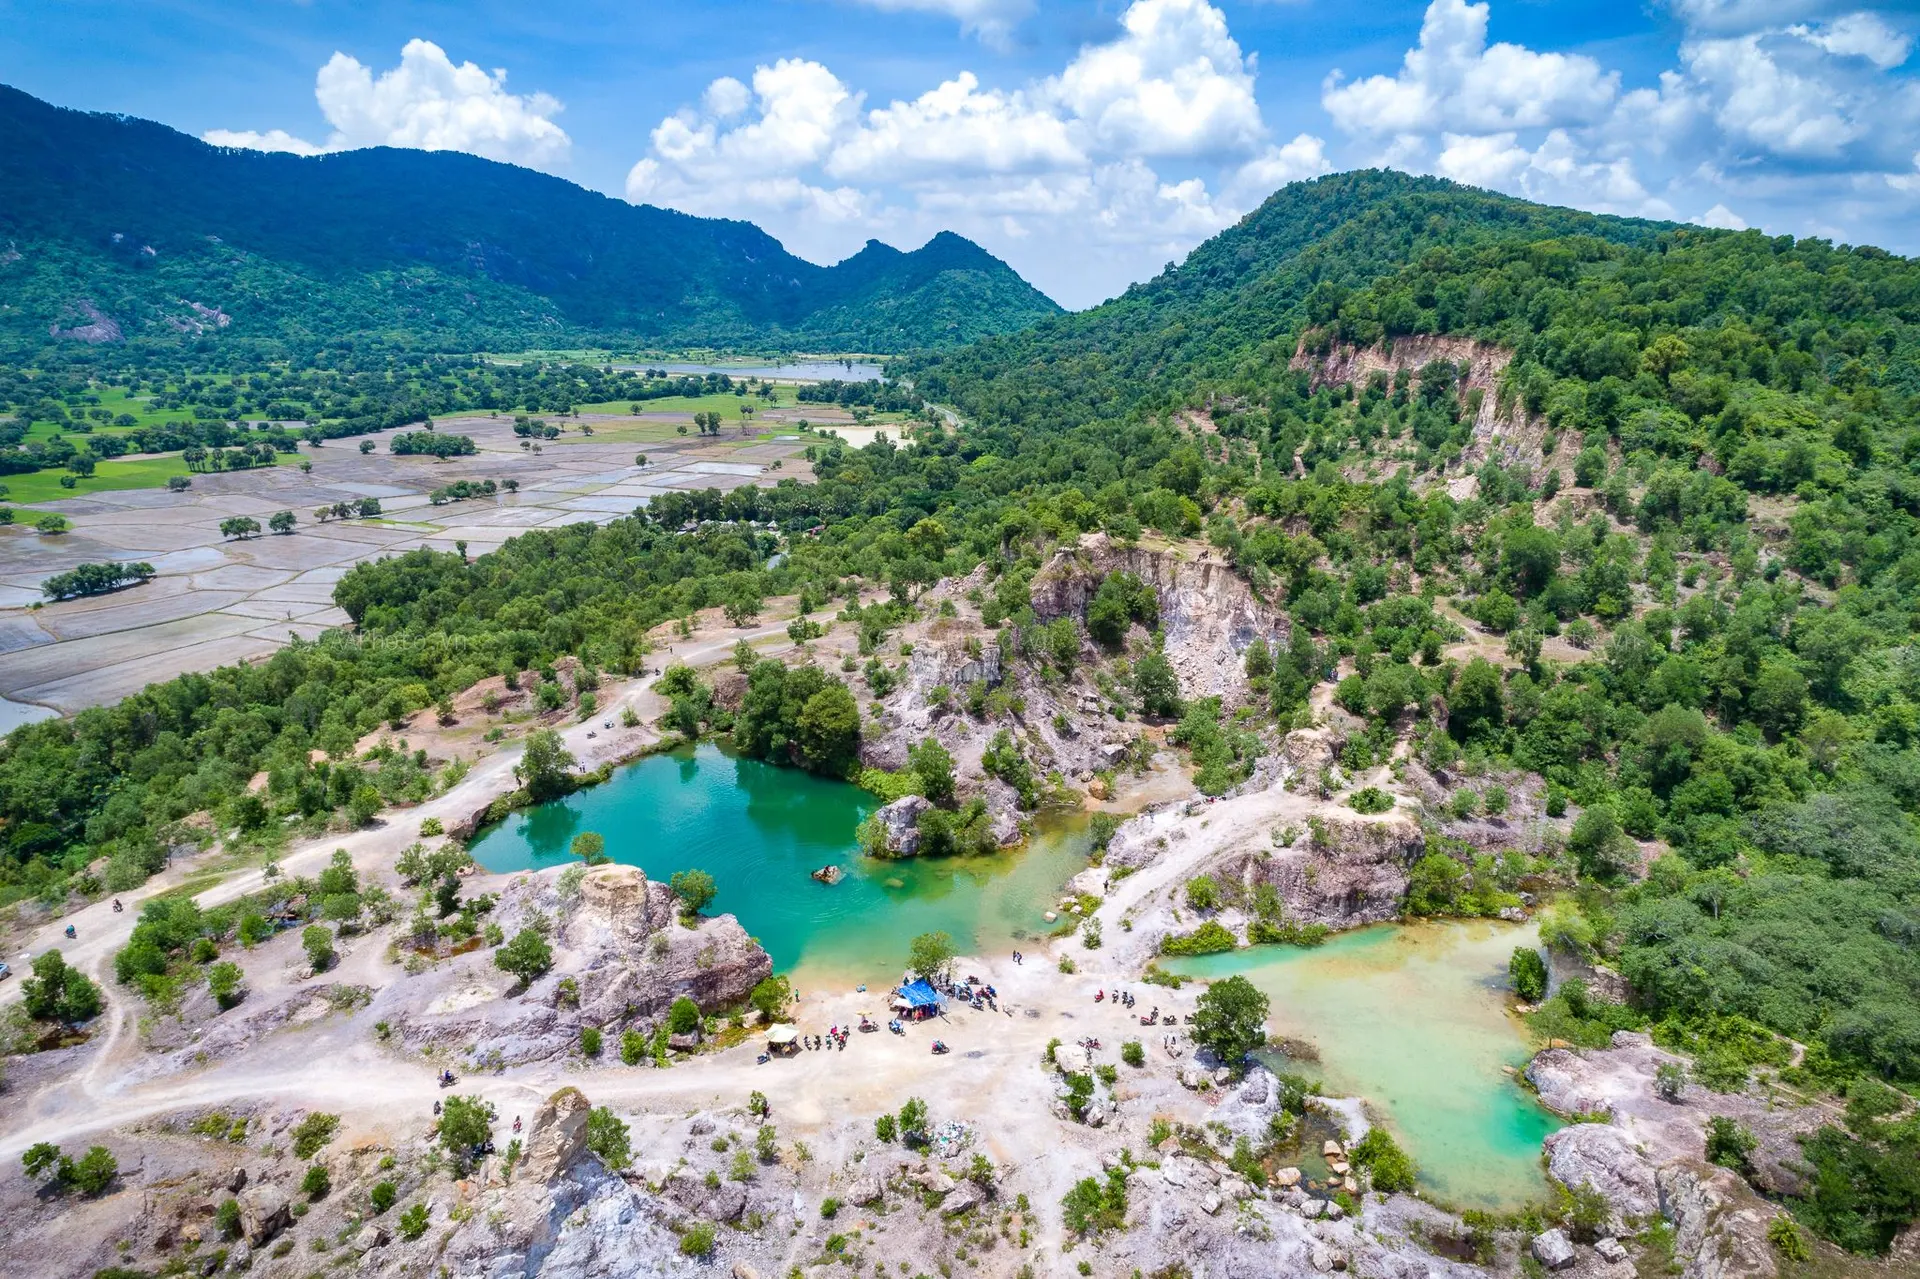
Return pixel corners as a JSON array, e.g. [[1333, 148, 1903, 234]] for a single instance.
[[468, 742, 1088, 986], [1169, 920, 1561, 1209], [472, 745, 1559, 1208]]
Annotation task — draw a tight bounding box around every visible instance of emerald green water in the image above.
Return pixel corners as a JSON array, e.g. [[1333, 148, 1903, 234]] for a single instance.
[[468, 743, 1088, 987], [1169, 920, 1561, 1210]]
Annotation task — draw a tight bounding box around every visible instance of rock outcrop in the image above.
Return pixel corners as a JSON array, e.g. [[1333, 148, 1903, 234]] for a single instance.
[[1028, 536, 1288, 708], [383, 865, 771, 1068], [871, 795, 933, 856], [1543, 1124, 1658, 1231], [519, 1087, 592, 1184], [1238, 816, 1424, 928], [1526, 1048, 1616, 1120], [1658, 1163, 1778, 1279]]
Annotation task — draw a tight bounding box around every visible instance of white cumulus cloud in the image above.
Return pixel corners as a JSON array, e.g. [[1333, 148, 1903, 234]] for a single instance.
[[1323, 0, 1618, 137], [205, 39, 570, 168], [623, 0, 1302, 305], [1046, 0, 1265, 158]]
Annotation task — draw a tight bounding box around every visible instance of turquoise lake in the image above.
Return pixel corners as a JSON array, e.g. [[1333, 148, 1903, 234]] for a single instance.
[[468, 742, 1088, 987], [1169, 920, 1562, 1210], [472, 745, 1560, 1206]]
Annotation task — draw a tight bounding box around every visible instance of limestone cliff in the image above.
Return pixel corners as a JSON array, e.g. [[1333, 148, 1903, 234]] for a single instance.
[[383, 865, 771, 1068]]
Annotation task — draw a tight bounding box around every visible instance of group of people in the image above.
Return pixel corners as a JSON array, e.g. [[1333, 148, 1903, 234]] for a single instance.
[[1011, 949, 1025, 964], [804, 1028, 849, 1051], [1095, 988, 1138, 1008]]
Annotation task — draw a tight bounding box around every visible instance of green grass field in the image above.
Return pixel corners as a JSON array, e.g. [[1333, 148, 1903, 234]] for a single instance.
[[1, 453, 254, 505], [20, 379, 242, 443]]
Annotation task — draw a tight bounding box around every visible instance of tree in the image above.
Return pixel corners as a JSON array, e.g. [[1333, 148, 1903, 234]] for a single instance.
[[35, 514, 70, 535], [1509, 947, 1548, 1002], [267, 510, 296, 534], [897, 1097, 929, 1146], [1350, 1127, 1417, 1192], [749, 974, 793, 1021], [907, 737, 956, 804], [907, 930, 955, 981], [667, 996, 701, 1034], [1191, 974, 1269, 1068], [670, 868, 717, 916], [219, 516, 262, 540], [586, 1105, 632, 1170], [64, 1146, 118, 1196], [515, 729, 577, 801], [21, 949, 103, 1024], [302, 1163, 331, 1199], [570, 831, 608, 865], [1569, 804, 1634, 881], [206, 960, 245, 1009], [796, 683, 861, 775], [1449, 658, 1505, 741], [302, 924, 335, 972], [1134, 649, 1181, 719], [438, 1095, 492, 1165], [494, 929, 554, 985], [22, 1142, 62, 1181]]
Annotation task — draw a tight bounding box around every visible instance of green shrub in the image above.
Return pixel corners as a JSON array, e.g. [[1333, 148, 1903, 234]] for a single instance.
[[369, 1181, 397, 1214], [580, 1027, 602, 1057], [1160, 920, 1238, 956], [1121, 1040, 1145, 1067], [290, 1113, 340, 1160], [1350, 1127, 1418, 1193], [1509, 947, 1549, 1002], [1347, 787, 1394, 814], [679, 1222, 716, 1258], [397, 1203, 430, 1240]]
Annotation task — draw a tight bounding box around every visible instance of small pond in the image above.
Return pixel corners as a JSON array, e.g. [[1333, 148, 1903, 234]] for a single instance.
[[468, 742, 1086, 987], [1168, 920, 1561, 1210]]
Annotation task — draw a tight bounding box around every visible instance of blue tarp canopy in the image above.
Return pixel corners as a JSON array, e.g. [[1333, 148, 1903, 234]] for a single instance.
[[896, 979, 941, 1009]]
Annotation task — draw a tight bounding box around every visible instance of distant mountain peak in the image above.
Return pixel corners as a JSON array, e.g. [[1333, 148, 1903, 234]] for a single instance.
[[0, 83, 1060, 352]]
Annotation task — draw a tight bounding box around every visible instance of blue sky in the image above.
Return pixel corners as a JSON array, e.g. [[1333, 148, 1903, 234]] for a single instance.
[[5, 0, 1918, 307]]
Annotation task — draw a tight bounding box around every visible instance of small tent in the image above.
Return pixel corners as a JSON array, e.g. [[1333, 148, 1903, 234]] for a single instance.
[[891, 979, 942, 1020], [766, 1023, 799, 1055]]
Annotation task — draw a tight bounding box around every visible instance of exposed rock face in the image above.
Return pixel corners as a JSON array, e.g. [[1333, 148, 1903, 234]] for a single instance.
[[1543, 1124, 1658, 1231], [50, 299, 124, 344], [519, 1087, 591, 1184], [872, 795, 934, 856], [1658, 1163, 1778, 1279], [1527, 1048, 1617, 1120], [1292, 335, 1537, 476], [384, 865, 771, 1069], [1239, 815, 1425, 927], [1028, 536, 1288, 708], [422, 1160, 682, 1279]]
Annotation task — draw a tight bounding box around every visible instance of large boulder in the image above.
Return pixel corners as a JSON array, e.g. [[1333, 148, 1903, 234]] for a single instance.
[[873, 796, 934, 857], [1531, 1229, 1576, 1270], [940, 1182, 984, 1217], [1544, 1124, 1658, 1230], [519, 1086, 592, 1184], [238, 1183, 291, 1246]]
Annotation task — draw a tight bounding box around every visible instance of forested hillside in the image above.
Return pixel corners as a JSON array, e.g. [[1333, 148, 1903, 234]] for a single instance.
[[4, 169, 1920, 1251], [0, 85, 1059, 352]]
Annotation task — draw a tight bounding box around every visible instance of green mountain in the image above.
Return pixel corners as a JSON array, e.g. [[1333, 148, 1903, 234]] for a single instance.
[[0, 84, 1061, 352], [906, 169, 1679, 419]]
